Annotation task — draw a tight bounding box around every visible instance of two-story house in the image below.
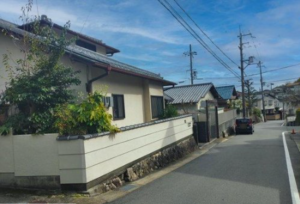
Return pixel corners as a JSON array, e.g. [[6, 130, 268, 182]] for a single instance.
[[0, 15, 176, 128]]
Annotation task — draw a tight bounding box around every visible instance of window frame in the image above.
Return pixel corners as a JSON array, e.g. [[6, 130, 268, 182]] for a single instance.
[[75, 39, 97, 52], [151, 95, 164, 119], [112, 94, 125, 120]]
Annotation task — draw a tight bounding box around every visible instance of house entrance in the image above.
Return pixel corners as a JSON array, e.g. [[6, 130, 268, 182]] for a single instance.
[[193, 100, 219, 143]]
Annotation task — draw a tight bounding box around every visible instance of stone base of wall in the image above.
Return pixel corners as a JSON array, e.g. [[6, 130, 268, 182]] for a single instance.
[[0, 173, 60, 190], [85, 136, 197, 194]]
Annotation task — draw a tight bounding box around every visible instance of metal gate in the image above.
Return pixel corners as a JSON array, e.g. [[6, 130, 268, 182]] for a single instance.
[[193, 100, 219, 143], [207, 101, 218, 140]]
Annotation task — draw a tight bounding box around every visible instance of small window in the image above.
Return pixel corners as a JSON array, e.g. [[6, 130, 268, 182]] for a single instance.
[[112, 95, 125, 120], [151, 96, 164, 119], [76, 39, 96, 52], [268, 100, 272, 106]]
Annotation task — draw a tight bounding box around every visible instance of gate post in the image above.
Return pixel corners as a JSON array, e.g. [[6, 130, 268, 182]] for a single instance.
[[205, 100, 210, 142], [215, 106, 220, 138]]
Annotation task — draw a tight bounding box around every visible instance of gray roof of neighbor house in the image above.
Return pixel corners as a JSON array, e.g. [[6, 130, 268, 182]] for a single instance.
[[0, 18, 176, 86], [163, 93, 174, 102], [164, 83, 220, 104], [215, 85, 237, 100]]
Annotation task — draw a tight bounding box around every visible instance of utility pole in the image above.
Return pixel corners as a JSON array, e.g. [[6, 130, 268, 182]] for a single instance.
[[245, 80, 252, 116], [258, 61, 266, 122], [238, 28, 252, 118], [184, 44, 197, 85]]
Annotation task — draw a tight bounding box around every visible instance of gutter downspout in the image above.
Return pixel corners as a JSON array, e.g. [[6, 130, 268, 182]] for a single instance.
[[86, 63, 112, 93]]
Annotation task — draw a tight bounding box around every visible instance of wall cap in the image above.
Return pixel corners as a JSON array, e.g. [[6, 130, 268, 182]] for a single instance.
[[56, 114, 192, 141]]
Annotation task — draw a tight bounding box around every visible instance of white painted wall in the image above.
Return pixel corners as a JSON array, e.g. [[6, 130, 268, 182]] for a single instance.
[[92, 70, 145, 127], [0, 116, 193, 187], [197, 91, 215, 109], [13, 134, 59, 176], [58, 115, 193, 184], [173, 91, 216, 115], [0, 135, 14, 173], [0, 134, 59, 176], [255, 95, 283, 111], [218, 109, 237, 125]]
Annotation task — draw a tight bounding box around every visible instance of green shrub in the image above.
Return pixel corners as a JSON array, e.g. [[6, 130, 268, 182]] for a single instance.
[[161, 104, 178, 119], [0, 1, 80, 135], [54, 92, 120, 136], [253, 107, 261, 118]]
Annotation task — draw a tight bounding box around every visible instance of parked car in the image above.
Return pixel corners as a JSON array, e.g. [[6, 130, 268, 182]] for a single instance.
[[235, 118, 254, 135]]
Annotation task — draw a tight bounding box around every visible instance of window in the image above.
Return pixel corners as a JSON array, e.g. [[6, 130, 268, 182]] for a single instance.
[[76, 39, 96, 52], [151, 96, 164, 118], [112, 95, 125, 120], [268, 100, 272, 106]]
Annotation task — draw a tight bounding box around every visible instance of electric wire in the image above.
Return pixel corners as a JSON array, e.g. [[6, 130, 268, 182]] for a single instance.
[[174, 0, 239, 67], [158, 0, 241, 79], [246, 63, 300, 77]]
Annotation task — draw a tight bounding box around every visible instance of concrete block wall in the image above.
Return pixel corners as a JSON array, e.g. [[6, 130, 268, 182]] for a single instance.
[[218, 109, 237, 137]]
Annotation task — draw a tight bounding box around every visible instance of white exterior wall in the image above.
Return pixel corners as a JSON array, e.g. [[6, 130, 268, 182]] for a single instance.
[[0, 116, 193, 186], [92, 70, 153, 127], [58, 115, 193, 184], [0, 135, 14, 173], [0, 134, 59, 176], [197, 91, 215, 109], [173, 91, 216, 115], [255, 96, 283, 111], [0, 35, 26, 93]]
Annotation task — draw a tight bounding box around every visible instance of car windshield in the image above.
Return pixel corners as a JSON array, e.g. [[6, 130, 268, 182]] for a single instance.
[[236, 119, 251, 124]]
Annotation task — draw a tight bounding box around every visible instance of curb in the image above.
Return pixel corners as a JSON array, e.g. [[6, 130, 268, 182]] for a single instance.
[[288, 132, 300, 152]]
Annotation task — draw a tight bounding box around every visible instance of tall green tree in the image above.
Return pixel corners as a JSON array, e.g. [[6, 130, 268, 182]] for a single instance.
[[0, 0, 80, 135]]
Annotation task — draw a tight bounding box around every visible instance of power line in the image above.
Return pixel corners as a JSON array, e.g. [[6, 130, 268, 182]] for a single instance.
[[247, 62, 300, 77], [80, 4, 94, 33], [249, 30, 261, 61], [158, 0, 241, 79], [173, 0, 239, 67], [235, 77, 300, 87]]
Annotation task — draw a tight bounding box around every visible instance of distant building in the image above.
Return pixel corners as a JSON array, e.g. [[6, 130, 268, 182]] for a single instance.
[[164, 83, 220, 114]]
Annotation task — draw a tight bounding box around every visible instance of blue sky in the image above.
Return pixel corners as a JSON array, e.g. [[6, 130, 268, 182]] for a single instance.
[[0, 0, 300, 91]]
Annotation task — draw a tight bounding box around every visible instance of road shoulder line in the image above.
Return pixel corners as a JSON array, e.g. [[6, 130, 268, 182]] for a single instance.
[[282, 132, 300, 204]]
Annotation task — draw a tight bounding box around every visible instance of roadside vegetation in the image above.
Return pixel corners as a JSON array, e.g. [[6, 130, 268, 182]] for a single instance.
[[0, 0, 118, 135]]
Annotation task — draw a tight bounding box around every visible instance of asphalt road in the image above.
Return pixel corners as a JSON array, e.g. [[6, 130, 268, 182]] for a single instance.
[[110, 120, 294, 204]]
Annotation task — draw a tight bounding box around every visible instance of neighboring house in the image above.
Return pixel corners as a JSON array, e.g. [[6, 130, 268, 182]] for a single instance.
[[164, 83, 220, 114], [215, 85, 237, 108], [271, 83, 300, 115], [254, 94, 283, 114], [0, 16, 176, 128]]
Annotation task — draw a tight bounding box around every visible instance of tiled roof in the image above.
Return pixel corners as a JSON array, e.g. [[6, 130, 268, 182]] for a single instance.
[[66, 45, 164, 80], [164, 83, 218, 104], [0, 18, 175, 85], [215, 85, 236, 100], [164, 93, 174, 102]]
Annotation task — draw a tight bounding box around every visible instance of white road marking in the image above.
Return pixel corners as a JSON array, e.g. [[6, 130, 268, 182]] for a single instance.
[[281, 122, 285, 127], [282, 132, 300, 204]]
